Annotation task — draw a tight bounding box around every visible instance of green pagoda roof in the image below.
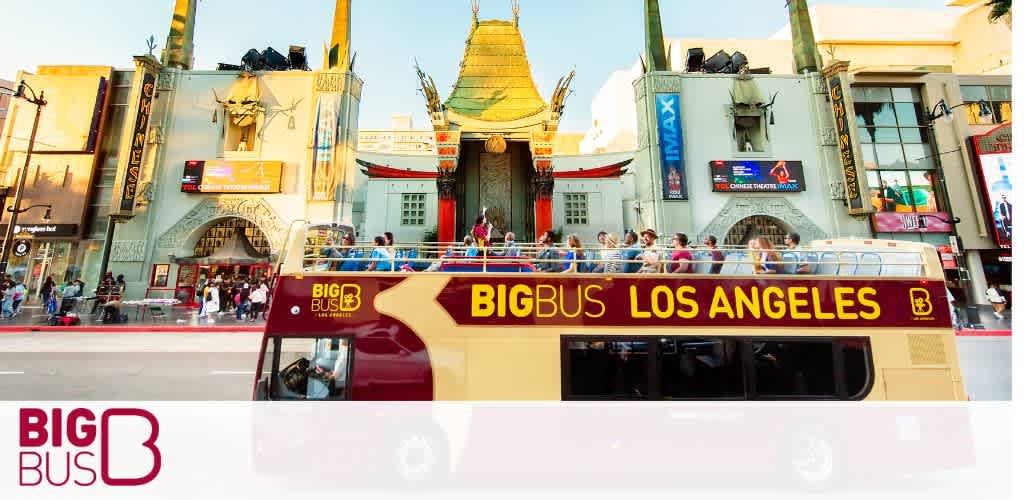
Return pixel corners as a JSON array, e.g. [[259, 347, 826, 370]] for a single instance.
[[445, 19, 548, 123]]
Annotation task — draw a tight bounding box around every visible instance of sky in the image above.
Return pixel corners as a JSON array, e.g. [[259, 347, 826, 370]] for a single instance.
[[1, 0, 951, 132]]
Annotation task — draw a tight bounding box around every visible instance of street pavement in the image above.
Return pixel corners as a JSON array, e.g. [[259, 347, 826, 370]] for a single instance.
[[0, 331, 1010, 400], [0, 333, 261, 400]]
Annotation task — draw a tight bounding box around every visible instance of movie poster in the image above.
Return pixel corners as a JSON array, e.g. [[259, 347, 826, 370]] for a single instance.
[[655, 93, 687, 200]]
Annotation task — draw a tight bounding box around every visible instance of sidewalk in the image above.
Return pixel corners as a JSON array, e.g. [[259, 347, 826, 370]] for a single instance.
[[956, 304, 1012, 333], [0, 304, 266, 332]]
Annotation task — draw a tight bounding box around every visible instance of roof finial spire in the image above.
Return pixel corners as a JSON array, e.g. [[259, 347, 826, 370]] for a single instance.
[[471, 0, 480, 28], [512, 0, 520, 28]]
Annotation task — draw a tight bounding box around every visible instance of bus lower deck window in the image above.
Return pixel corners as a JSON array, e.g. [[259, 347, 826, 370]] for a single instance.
[[566, 340, 649, 399], [562, 336, 871, 401]]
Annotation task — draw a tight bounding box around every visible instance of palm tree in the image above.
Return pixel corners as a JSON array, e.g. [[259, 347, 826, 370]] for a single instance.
[[987, 0, 1012, 26]]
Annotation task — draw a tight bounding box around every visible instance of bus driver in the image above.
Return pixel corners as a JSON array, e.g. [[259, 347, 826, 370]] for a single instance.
[[307, 338, 349, 399]]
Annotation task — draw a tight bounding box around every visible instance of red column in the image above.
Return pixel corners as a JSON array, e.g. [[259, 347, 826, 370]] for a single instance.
[[437, 169, 457, 244], [533, 168, 554, 240], [534, 198, 552, 241], [438, 198, 456, 244]]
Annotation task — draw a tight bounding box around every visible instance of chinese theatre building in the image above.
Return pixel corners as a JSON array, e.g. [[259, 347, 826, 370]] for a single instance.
[[626, 0, 867, 247], [99, 0, 361, 303], [358, 2, 632, 244]]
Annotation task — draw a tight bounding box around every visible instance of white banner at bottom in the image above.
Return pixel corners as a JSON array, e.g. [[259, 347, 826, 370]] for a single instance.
[[0, 403, 1011, 499]]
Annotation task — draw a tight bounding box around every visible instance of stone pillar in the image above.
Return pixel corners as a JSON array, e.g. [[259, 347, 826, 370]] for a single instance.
[[309, 71, 362, 225], [964, 250, 989, 305], [786, 0, 821, 74], [161, 0, 198, 70]]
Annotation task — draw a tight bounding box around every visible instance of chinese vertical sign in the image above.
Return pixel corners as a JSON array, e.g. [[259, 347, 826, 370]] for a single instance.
[[828, 75, 866, 214], [119, 72, 155, 212], [655, 93, 686, 200]]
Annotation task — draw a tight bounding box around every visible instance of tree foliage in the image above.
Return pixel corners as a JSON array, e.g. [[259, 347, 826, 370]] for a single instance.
[[987, 0, 1012, 24]]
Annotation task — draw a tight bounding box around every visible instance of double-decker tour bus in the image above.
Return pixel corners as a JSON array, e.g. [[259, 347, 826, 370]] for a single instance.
[[253, 222, 965, 402]]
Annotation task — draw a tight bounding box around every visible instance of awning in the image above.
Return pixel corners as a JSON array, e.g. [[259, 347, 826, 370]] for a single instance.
[[174, 227, 270, 265]]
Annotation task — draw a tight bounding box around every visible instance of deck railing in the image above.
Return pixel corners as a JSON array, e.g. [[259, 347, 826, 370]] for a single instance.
[[276, 222, 934, 278]]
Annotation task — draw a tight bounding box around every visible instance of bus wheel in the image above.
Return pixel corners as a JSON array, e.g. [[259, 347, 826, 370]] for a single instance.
[[787, 430, 843, 489], [393, 430, 449, 487]]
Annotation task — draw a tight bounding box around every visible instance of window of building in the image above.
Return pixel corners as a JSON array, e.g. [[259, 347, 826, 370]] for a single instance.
[[734, 114, 767, 153], [854, 86, 943, 216], [561, 336, 871, 401], [400, 193, 426, 226], [564, 193, 588, 226], [960, 85, 1012, 125]]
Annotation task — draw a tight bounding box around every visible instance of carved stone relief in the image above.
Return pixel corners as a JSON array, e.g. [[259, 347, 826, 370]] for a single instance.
[[820, 127, 837, 146], [698, 197, 828, 243], [110, 240, 147, 262], [157, 69, 178, 91], [155, 197, 287, 252]]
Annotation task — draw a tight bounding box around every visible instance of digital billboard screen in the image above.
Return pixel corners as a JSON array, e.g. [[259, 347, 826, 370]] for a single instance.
[[971, 123, 1012, 249], [710, 160, 805, 193], [181, 160, 283, 194]]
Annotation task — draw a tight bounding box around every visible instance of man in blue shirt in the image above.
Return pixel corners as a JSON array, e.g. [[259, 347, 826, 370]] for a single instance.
[[621, 230, 642, 273]]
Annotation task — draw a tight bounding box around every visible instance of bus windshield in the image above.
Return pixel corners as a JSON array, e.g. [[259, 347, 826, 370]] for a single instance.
[[256, 336, 353, 401]]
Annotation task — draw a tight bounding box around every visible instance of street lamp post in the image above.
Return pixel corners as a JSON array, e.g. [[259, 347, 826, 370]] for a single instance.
[[0, 80, 48, 277]]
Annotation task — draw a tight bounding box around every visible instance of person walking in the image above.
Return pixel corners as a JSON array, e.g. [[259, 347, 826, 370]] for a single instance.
[[248, 280, 267, 322], [986, 284, 1007, 319], [40, 276, 57, 316], [205, 283, 220, 323]]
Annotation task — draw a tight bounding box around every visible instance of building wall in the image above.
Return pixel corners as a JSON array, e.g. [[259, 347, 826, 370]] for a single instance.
[[108, 70, 320, 295], [0, 79, 12, 141], [631, 72, 862, 243]]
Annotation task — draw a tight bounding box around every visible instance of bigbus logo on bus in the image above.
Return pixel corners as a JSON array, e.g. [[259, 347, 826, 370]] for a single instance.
[[909, 288, 934, 318], [311, 283, 362, 318]]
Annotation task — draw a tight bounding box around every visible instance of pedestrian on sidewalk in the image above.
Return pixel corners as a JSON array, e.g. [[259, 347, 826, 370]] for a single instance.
[[986, 284, 1007, 319], [205, 283, 221, 323], [235, 282, 250, 321], [41, 276, 57, 316], [248, 280, 267, 322]]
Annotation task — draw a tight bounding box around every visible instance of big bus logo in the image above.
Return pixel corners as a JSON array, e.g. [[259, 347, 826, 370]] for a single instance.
[[311, 283, 362, 317], [909, 288, 933, 317], [18, 408, 161, 487]]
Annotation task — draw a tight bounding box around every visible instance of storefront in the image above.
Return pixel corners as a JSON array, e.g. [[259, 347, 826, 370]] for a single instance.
[[1, 225, 81, 301], [969, 123, 1012, 305]]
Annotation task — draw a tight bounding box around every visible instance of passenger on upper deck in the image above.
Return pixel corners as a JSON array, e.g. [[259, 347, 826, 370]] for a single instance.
[[748, 240, 763, 274], [535, 231, 561, 273], [670, 233, 693, 273], [622, 230, 641, 273], [562, 234, 585, 273], [472, 215, 493, 249], [601, 233, 622, 273], [704, 235, 724, 274], [584, 232, 608, 273], [365, 236, 393, 272], [754, 236, 782, 275], [784, 233, 811, 274], [638, 229, 662, 274], [463, 236, 480, 257], [501, 232, 521, 257]]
